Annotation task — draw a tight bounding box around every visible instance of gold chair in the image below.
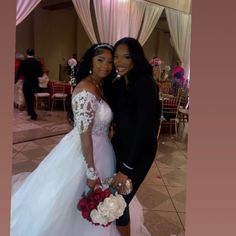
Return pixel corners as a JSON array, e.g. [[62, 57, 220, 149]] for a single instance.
[[160, 96, 182, 139], [178, 96, 189, 125], [34, 92, 51, 110], [51, 82, 68, 111]]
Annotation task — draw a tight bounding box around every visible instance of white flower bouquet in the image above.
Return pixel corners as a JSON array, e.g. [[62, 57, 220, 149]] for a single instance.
[[67, 58, 77, 87]]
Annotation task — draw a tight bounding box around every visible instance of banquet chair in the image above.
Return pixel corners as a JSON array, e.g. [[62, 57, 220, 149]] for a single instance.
[[51, 82, 68, 111], [35, 92, 51, 110], [178, 96, 189, 125], [159, 96, 182, 139]]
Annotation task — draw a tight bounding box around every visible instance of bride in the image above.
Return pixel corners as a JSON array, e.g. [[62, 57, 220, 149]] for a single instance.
[[11, 43, 150, 236]]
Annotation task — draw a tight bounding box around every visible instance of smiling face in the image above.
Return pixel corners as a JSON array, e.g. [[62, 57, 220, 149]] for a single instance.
[[113, 44, 134, 77], [91, 49, 113, 81]]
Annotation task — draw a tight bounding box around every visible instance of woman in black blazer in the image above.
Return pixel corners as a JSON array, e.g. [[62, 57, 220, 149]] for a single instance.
[[106, 37, 161, 236]]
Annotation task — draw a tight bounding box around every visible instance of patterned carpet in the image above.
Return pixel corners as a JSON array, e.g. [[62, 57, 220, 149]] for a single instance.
[[13, 109, 72, 144]]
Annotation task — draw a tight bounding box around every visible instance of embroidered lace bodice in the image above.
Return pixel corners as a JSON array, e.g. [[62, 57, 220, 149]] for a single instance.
[[72, 90, 113, 137]]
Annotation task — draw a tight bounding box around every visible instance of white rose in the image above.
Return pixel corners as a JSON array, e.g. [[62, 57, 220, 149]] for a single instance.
[[97, 202, 110, 217], [90, 209, 108, 225], [90, 193, 127, 225], [105, 194, 127, 221], [115, 194, 127, 217], [68, 58, 77, 68], [165, 65, 171, 71]]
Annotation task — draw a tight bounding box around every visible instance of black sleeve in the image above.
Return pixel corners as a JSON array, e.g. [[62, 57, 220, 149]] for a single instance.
[[120, 77, 157, 175]]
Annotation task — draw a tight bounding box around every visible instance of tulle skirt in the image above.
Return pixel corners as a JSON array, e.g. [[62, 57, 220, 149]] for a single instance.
[[11, 128, 150, 236]]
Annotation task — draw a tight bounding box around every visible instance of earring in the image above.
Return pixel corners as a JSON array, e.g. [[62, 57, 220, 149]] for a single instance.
[[89, 69, 92, 74]]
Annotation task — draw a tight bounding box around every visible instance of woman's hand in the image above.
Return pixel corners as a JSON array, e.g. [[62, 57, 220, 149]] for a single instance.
[[111, 171, 128, 194], [86, 178, 101, 190]]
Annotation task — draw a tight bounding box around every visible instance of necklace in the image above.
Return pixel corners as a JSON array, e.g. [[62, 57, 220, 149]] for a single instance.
[[89, 75, 104, 98], [89, 75, 100, 86]]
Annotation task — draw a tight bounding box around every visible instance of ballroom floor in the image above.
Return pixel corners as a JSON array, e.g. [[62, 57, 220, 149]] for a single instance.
[[12, 107, 187, 236]]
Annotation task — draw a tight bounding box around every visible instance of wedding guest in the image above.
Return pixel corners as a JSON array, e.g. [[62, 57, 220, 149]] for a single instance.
[[14, 53, 25, 83], [37, 69, 50, 93], [172, 59, 186, 95], [14, 53, 25, 110], [17, 48, 43, 120], [149, 56, 162, 83], [108, 37, 161, 236]]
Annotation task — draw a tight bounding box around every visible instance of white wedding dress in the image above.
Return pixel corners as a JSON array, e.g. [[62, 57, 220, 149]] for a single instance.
[[11, 90, 150, 236]]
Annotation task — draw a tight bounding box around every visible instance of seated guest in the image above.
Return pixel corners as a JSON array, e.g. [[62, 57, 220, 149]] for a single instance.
[[149, 56, 162, 83], [37, 70, 49, 93], [172, 59, 186, 95], [14, 53, 25, 110]]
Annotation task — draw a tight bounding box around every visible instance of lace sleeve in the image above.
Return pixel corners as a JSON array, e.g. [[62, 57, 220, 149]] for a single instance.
[[72, 90, 98, 134]]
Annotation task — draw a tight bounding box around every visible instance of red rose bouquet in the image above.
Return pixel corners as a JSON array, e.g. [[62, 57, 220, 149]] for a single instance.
[[77, 184, 127, 227]]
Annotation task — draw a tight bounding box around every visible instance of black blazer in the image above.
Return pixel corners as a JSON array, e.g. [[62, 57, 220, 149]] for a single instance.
[[106, 74, 161, 176], [18, 57, 43, 91]]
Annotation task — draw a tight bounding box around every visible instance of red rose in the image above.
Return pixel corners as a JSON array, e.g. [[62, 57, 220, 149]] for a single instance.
[[103, 188, 111, 198], [87, 202, 97, 211], [82, 209, 90, 219], [86, 193, 94, 201], [77, 198, 88, 211], [93, 190, 106, 204]]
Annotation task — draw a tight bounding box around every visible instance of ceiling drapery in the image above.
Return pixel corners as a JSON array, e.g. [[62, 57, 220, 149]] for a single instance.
[[138, 2, 164, 45], [72, 0, 97, 43], [16, 0, 191, 79], [165, 8, 191, 80], [74, 0, 163, 46], [16, 0, 41, 25], [93, 0, 147, 45], [145, 0, 191, 14]]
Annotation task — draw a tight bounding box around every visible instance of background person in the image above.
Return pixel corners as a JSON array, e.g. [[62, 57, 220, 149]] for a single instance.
[[14, 53, 25, 110], [172, 59, 186, 95], [17, 48, 43, 120]]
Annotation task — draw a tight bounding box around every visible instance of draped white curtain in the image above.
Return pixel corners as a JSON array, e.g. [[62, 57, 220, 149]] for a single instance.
[[138, 2, 164, 46], [93, 0, 146, 45], [72, 0, 168, 49], [16, 0, 42, 26], [15, 0, 191, 79], [128, 0, 146, 39], [165, 8, 191, 80], [72, 0, 98, 43]]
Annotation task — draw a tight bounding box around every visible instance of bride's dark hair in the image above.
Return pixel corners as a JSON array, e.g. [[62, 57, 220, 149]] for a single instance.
[[66, 43, 115, 124]]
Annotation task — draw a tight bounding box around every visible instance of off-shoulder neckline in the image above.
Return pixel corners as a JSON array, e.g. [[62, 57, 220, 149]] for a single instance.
[[72, 89, 102, 103]]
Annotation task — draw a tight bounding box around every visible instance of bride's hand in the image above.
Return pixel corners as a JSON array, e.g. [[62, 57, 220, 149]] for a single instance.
[[86, 178, 100, 190]]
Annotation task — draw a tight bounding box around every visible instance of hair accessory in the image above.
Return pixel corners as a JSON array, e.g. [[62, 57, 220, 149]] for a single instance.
[[93, 43, 113, 51]]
